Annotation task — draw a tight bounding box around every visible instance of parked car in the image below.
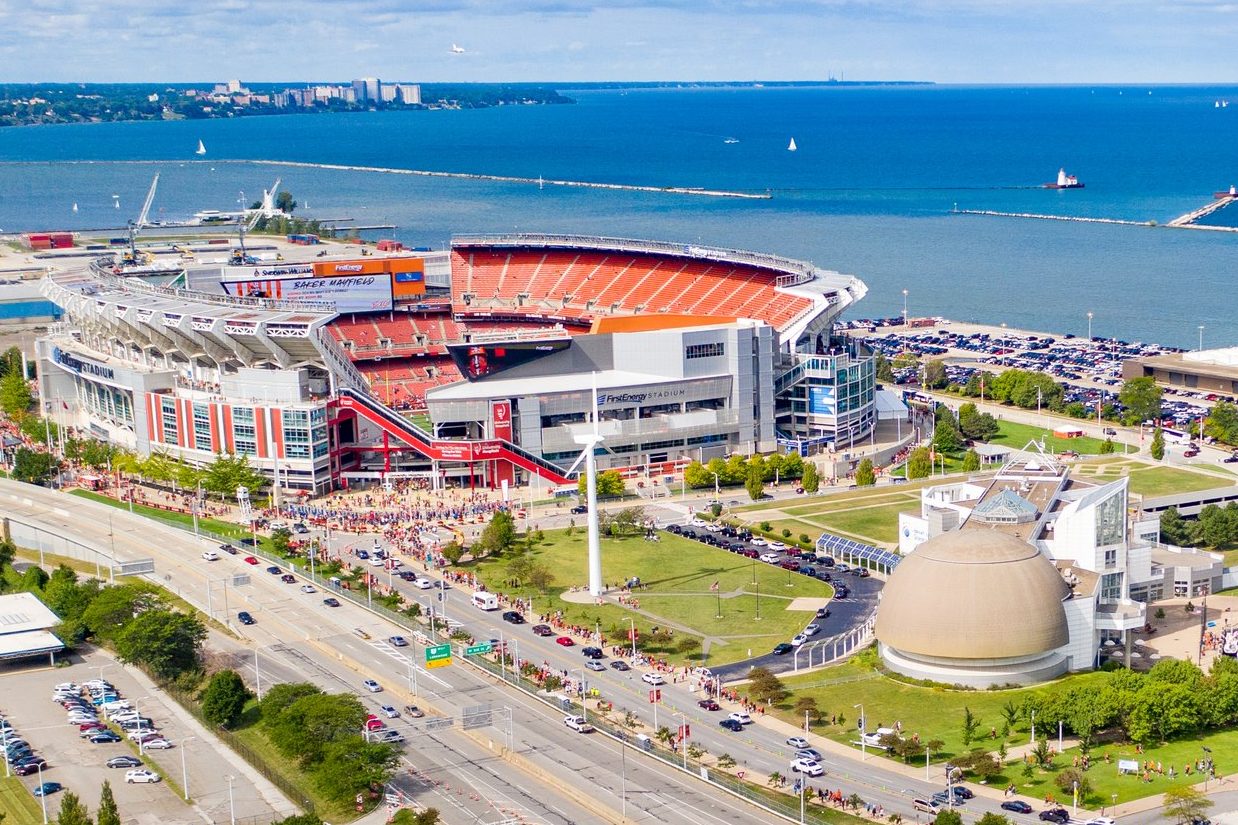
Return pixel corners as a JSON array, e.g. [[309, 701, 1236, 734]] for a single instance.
[[555, 636, 575, 647], [243, 556, 259, 565], [912, 798, 940, 814], [501, 611, 525, 624], [14, 760, 47, 776], [201, 550, 219, 561], [142, 739, 173, 750], [219, 544, 239, 555], [89, 732, 122, 744], [280, 574, 296, 584], [642, 673, 665, 686], [790, 758, 824, 777], [585, 660, 606, 672], [772, 643, 793, 655], [32, 782, 62, 797], [1039, 809, 1070, 824], [581, 646, 605, 659], [728, 711, 752, 725], [1001, 801, 1033, 814], [610, 660, 631, 672], [265, 565, 282, 575], [300, 584, 316, 594], [563, 715, 593, 733], [698, 699, 720, 711], [107, 756, 143, 769], [532, 624, 554, 636], [125, 769, 161, 784]]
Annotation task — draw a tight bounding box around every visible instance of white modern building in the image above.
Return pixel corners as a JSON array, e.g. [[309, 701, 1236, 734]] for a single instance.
[[878, 446, 1210, 687]]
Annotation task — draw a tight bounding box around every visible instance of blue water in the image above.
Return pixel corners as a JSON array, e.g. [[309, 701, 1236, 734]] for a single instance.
[[0, 85, 1236, 349]]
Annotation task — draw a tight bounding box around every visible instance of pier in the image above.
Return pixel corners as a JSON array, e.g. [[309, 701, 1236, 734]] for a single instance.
[[954, 209, 1150, 227], [246, 159, 772, 200], [1167, 196, 1235, 227]]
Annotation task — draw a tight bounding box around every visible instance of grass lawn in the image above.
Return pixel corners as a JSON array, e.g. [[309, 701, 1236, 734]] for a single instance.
[[0, 775, 45, 825], [988, 420, 1112, 455], [463, 529, 832, 665], [757, 655, 1109, 764], [1124, 466, 1235, 497], [814, 503, 910, 545], [784, 492, 919, 517], [70, 490, 276, 552]]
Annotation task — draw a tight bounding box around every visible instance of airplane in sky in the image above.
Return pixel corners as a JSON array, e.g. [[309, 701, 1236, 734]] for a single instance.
[[450, 43, 465, 54]]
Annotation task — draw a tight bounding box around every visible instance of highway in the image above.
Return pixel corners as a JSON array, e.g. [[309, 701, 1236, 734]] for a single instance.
[[2, 479, 789, 825]]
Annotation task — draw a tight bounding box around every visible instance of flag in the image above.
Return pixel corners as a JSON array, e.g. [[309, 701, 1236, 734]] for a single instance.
[[709, 581, 719, 592]]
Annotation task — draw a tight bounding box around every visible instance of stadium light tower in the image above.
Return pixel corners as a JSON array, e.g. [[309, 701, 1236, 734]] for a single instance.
[[566, 373, 605, 596]]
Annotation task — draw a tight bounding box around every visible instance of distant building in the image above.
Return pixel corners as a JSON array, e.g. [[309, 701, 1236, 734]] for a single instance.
[[226, 79, 243, 94], [1124, 347, 1238, 396], [397, 84, 421, 105], [353, 77, 380, 103], [380, 85, 397, 103]]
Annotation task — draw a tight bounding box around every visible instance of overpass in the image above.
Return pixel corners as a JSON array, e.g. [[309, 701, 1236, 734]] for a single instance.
[[1139, 484, 1238, 517]]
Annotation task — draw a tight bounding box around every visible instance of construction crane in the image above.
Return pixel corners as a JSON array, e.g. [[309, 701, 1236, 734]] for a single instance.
[[123, 173, 160, 265]]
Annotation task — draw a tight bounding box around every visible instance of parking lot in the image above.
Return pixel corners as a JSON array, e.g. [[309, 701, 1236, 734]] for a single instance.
[[3, 648, 286, 825]]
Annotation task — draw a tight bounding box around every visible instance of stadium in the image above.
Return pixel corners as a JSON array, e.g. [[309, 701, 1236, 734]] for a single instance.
[[36, 233, 873, 494]]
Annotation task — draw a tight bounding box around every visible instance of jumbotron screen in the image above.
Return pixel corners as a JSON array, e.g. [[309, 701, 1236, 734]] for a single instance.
[[447, 338, 571, 380]]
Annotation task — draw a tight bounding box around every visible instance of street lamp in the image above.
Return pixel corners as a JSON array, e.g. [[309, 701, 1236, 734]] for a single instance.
[[180, 736, 197, 800], [626, 616, 637, 660], [854, 703, 866, 758], [1087, 311, 1093, 341], [227, 774, 236, 825], [675, 710, 688, 770], [37, 761, 48, 823]]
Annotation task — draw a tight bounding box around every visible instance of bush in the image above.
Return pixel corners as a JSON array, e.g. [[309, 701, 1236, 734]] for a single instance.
[[760, 521, 771, 532], [799, 534, 810, 544], [781, 528, 791, 538]]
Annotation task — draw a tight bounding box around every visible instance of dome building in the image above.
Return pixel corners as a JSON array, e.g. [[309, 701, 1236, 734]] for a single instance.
[[875, 530, 1072, 687]]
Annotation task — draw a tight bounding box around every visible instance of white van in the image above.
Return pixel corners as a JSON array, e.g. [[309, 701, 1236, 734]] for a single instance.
[[472, 592, 499, 611]]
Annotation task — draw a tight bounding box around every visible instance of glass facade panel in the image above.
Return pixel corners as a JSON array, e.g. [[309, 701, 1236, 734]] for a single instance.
[[232, 406, 257, 456], [1095, 490, 1125, 546], [160, 397, 178, 444]]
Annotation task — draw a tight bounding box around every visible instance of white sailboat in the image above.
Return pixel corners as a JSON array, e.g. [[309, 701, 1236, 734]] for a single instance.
[[71, 203, 78, 213], [787, 137, 797, 152], [196, 140, 207, 156]]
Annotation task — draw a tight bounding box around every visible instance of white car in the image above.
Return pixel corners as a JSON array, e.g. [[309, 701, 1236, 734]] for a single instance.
[[689, 518, 708, 528], [125, 769, 160, 784], [759, 552, 780, 564], [750, 537, 769, 547], [1085, 819, 1116, 825], [413, 578, 433, 590], [804, 624, 820, 636], [790, 758, 824, 776], [768, 541, 787, 551], [142, 738, 173, 749], [563, 715, 594, 733], [201, 550, 220, 561], [368, 557, 385, 567], [728, 711, 752, 725], [641, 673, 665, 686], [786, 736, 810, 749], [362, 679, 383, 693], [380, 705, 399, 718], [54, 682, 78, 693], [791, 634, 808, 646], [705, 523, 723, 533], [299, 584, 317, 594]]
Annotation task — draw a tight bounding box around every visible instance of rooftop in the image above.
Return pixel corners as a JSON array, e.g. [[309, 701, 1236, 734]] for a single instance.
[[0, 592, 61, 635]]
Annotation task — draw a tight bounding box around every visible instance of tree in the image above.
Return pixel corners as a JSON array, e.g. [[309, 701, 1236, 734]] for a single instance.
[[1160, 506, 1192, 546], [961, 449, 981, 472], [1099, 437, 1116, 454], [476, 510, 517, 558], [440, 541, 464, 565], [0, 369, 32, 420], [800, 462, 819, 493], [275, 191, 297, 213], [854, 458, 875, 487], [202, 452, 265, 500], [259, 682, 323, 723], [793, 696, 821, 726], [960, 706, 980, 747], [96, 781, 119, 825], [270, 528, 293, 556], [1055, 767, 1091, 799], [780, 452, 804, 480], [1119, 377, 1163, 425], [683, 460, 712, 489], [54, 791, 92, 825], [976, 814, 1012, 825], [527, 561, 555, 592], [906, 447, 932, 479], [933, 811, 963, 825], [271, 815, 323, 825], [1150, 427, 1165, 461], [80, 582, 165, 640], [745, 464, 764, 501], [202, 669, 252, 728], [266, 692, 368, 764], [1192, 504, 1238, 548], [746, 666, 788, 704], [0, 538, 14, 575], [876, 352, 894, 383], [1163, 783, 1214, 824], [13, 447, 59, 485], [958, 403, 999, 441], [113, 609, 206, 679], [923, 359, 948, 389], [579, 469, 624, 498], [311, 736, 400, 805], [1205, 401, 1238, 445], [931, 419, 963, 453]]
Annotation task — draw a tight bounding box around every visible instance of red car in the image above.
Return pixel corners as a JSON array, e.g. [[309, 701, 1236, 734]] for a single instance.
[[79, 722, 106, 733], [364, 719, 385, 732], [244, 556, 260, 565], [555, 636, 575, 647], [697, 699, 721, 711]]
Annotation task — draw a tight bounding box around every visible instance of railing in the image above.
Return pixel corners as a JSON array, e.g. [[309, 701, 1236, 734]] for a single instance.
[[54, 265, 337, 314], [316, 331, 369, 392]]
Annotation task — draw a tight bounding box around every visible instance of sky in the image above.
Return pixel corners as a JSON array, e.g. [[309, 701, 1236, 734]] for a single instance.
[[1, 0, 1237, 84]]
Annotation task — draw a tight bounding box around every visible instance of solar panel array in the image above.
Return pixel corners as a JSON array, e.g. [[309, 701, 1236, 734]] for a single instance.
[[816, 532, 901, 570]]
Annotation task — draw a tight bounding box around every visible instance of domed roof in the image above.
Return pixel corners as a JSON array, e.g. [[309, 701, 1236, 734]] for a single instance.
[[875, 530, 1070, 660]]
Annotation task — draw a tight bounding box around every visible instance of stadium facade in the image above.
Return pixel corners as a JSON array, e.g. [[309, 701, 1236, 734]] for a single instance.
[[37, 234, 873, 493]]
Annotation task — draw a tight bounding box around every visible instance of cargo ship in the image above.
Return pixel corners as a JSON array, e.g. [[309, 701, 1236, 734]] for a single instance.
[[1044, 168, 1084, 189], [1214, 185, 1237, 200]]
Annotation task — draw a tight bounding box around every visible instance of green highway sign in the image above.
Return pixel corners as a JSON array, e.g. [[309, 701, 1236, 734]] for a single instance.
[[465, 642, 493, 656], [425, 644, 451, 663]]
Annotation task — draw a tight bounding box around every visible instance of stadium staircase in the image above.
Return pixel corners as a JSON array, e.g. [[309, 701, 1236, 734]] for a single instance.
[[336, 388, 573, 485]]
